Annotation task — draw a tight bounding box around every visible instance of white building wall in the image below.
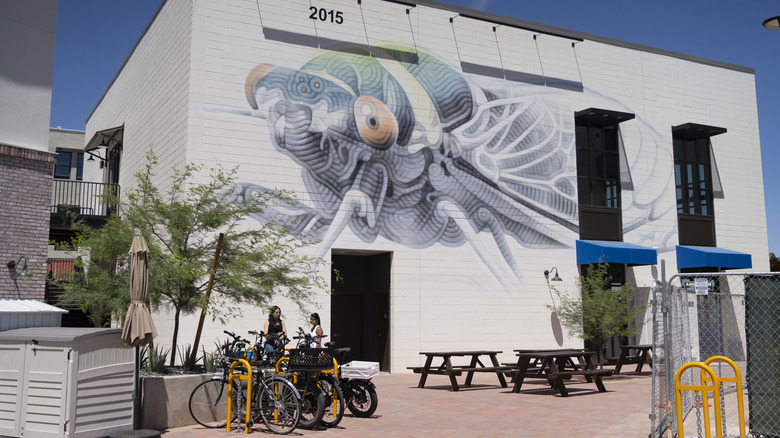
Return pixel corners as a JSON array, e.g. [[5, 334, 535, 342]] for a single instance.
[[84, 0, 193, 192], [0, 1, 58, 152], [90, 0, 767, 372]]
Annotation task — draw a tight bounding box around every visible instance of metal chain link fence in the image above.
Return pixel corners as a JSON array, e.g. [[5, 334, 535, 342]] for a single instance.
[[652, 271, 780, 438]]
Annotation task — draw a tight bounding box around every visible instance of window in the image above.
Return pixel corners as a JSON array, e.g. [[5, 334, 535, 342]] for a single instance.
[[575, 108, 634, 241], [577, 124, 621, 208], [673, 137, 713, 216], [672, 123, 726, 247], [76, 153, 84, 180], [54, 152, 72, 179]]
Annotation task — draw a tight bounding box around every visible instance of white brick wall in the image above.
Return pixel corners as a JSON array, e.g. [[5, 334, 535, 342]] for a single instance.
[[85, 0, 193, 193], [90, 0, 767, 372]]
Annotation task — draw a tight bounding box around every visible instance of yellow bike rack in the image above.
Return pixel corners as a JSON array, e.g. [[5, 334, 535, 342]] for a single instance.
[[675, 356, 746, 438], [228, 358, 252, 434], [702, 356, 746, 438]]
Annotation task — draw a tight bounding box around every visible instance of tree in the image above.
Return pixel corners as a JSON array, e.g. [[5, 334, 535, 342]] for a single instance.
[[55, 153, 327, 365], [548, 262, 649, 364]]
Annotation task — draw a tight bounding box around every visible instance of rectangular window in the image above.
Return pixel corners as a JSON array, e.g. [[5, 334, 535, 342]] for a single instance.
[[576, 123, 621, 209], [575, 108, 634, 241], [672, 123, 726, 247], [54, 152, 72, 179], [673, 136, 714, 216], [76, 153, 84, 180]]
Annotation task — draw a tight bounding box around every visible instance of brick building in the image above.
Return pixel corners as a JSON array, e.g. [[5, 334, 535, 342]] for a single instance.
[[0, 1, 59, 300]]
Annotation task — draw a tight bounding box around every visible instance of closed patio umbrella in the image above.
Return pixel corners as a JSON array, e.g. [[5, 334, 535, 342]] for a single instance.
[[122, 235, 157, 346], [121, 235, 157, 432]]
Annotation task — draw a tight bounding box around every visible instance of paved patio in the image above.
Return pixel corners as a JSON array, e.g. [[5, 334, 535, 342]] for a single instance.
[[163, 370, 654, 437]]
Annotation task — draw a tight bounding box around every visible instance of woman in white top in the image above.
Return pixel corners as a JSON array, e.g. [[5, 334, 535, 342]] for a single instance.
[[309, 313, 324, 348]]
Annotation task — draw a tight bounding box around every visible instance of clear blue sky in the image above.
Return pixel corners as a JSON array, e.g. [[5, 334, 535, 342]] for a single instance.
[[50, 0, 780, 258]]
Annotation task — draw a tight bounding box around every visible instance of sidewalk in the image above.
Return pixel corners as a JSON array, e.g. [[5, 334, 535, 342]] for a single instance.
[[163, 371, 653, 438]]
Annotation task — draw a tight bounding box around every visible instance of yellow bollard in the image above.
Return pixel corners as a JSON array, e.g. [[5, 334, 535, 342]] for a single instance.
[[702, 356, 747, 438], [228, 359, 252, 434], [675, 362, 722, 438]]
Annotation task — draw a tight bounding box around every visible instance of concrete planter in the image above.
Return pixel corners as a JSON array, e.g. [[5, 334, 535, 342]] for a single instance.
[[140, 374, 214, 430]]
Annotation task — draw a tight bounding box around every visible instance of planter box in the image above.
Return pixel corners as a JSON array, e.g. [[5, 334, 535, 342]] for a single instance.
[[141, 374, 214, 430]]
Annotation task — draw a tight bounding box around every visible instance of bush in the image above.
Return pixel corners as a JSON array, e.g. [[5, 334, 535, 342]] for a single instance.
[[146, 345, 170, 373], [202, 346, 218, 373], [548, 262, 648, 363], [178, 344, 201, 371]]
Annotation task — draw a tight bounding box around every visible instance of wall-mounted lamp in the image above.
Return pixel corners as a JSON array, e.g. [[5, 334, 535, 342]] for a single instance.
[[544, 267, 562, 282], [763, 15, 780, 30], [7, 256, 28, 276], [86, 150, 106, 165], [96, 134, 110, 149]]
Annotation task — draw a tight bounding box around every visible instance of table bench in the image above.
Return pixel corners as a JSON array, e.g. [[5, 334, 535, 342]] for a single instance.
[[413, 351, 512, 391], [547, 369, 613, 396], [611, 344, 652, 374], [512, 349, 609, 397]]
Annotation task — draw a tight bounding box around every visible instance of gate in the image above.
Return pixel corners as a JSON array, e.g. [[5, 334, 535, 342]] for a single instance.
[[652, 269, 780, 437]]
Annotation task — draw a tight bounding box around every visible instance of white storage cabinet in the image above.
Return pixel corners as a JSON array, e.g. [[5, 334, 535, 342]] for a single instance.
[[0, 300, 67, 331], [0, 327, 134, 438]]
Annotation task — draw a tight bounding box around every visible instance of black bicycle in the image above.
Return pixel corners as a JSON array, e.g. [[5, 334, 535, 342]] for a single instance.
[[280, 327, 345, 429], [328, 344, 379, 417]]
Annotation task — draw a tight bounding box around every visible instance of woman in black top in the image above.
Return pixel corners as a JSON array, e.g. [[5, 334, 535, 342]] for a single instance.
[[264, 305, 287, 354]]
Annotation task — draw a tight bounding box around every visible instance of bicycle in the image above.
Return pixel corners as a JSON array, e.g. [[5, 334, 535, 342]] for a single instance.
[[274, 327, 343, 429], [243, 329, 302, 434], [291, 328, 346, 428], [188, 331, 247, 428], [189, 330, 302, 434], [328, 345, 379, 418]]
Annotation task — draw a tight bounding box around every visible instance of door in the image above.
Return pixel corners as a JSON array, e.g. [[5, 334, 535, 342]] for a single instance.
[[20, 344, 70, 438], [331, 252, 391, 371], [0, 342, 25, 437]]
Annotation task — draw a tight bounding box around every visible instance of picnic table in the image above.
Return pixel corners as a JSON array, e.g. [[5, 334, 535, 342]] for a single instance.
[[512, 349, 612, 397], [612, 344, 652, 374], [408, 350, 515, 391]]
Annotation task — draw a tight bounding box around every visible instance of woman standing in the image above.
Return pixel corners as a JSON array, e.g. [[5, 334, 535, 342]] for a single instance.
[[264, 305, 287, 354], [310, 313, 324, 348]]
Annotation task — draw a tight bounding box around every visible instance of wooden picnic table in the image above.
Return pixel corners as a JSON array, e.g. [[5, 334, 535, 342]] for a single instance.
[[408, 350, 515, 391], [613, 344, 652, 374], [512, 349, 612, 397]]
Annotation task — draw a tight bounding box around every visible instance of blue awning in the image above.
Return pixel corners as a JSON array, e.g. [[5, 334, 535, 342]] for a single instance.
[[576, 240, 657, 266], [676, 245, 752, 270]]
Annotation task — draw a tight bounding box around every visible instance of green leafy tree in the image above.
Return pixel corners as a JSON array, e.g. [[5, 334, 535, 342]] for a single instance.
[[54, 152, 326, 365], [548, 262, 648, 363]]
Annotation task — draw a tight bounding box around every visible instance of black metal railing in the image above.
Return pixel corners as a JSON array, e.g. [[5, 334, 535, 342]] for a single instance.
[[51, 180, 120, 217]]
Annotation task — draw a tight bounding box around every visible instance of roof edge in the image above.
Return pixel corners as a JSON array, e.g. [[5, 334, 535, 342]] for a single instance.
[[412, 0, 754, 74], [86, 0, 169, 125], [86, 0, 754, 124]]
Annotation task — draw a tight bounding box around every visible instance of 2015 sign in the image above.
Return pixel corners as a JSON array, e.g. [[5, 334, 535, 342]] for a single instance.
[[309, 7, 344, 24]]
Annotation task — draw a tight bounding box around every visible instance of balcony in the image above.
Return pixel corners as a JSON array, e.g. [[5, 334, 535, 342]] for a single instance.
[[50, 180, 120, 242]]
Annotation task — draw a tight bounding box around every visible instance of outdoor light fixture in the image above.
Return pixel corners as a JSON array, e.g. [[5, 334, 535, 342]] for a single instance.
[[763, 15, 780, 30], [7, 256, 28, 276], [85, 150, 105, 164], [544, 267, 562, 282]]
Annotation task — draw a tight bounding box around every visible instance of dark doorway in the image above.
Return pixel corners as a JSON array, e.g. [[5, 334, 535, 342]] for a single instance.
[[331, 251, 391, 371]]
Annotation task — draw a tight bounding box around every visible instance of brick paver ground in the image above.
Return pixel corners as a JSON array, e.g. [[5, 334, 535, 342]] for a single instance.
[[163, 370, 653, 438]]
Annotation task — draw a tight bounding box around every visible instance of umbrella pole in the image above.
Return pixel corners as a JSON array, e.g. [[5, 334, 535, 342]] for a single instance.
[[134, 344, 140, 430]]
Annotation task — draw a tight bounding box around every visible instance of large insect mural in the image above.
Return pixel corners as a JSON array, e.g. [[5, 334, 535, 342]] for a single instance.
[[228, 44, 673, 289]]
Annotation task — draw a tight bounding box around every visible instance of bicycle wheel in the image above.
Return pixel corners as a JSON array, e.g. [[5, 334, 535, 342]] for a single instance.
[[317, 374, 345, 428], [345, 379, 378, 417], [255, 377, 301, 435], [297, 380, 326, 429], [189, 378, 240, 428]]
